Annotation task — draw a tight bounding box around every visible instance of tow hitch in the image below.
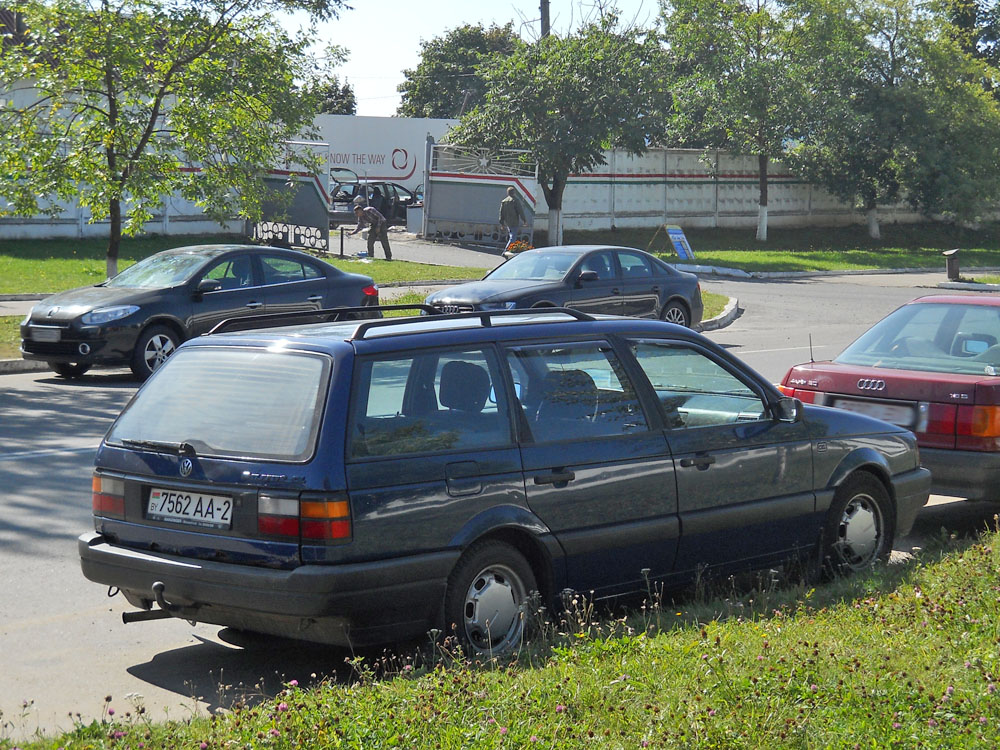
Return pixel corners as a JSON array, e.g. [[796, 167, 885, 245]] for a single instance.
[[121, 581, 198, 624]]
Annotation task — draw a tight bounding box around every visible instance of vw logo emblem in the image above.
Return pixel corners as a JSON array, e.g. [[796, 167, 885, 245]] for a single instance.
[[857, 378, 886, 391], [179, 458, 193, 477]]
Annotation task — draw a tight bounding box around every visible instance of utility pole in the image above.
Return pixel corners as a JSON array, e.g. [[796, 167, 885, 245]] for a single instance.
[[540, 0, 550, 37]]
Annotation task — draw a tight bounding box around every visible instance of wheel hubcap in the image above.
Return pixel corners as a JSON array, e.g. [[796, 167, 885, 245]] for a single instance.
[[462, 564, 526, 653], [664, 307, 687, 325], [834, 494, 882, 569], [144, 334, 175, 371]]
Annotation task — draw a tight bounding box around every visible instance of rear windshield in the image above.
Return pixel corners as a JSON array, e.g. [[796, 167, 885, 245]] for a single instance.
[[106, 347, 331, 461], [836, 302, 1000, 376]]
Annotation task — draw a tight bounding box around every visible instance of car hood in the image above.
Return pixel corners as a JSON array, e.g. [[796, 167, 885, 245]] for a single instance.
[[426, 279, 560, 304], [29, 285, 155, 322]]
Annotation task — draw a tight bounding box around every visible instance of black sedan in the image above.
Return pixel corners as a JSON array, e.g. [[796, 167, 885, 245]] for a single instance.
[[21, 244, 380, 380], [425, 246, 704, 327]]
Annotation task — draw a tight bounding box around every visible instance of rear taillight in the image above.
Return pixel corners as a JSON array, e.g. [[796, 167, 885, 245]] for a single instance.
[[258, 493, 352, 542], [362, 284, 378, 297], [92, 473, 125, 518], [957, 405, 1000, 451], [301, 494, 352, 541]]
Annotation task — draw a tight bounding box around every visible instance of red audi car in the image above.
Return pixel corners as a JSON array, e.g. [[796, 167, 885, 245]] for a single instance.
[[779, 295, 1000, 501]]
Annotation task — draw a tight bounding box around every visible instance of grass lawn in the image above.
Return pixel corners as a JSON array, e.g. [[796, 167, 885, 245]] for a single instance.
[[565, 221, 1000, 273], [0, 235, 486, 295], [6, 530, 998, 749], [0, 316, 21, 359]]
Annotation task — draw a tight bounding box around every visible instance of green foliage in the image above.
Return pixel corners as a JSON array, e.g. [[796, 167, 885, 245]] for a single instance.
[[786, 0, 1000, 224], [315, 76, 356, 115], [450, 16, 666, 244], [0, 0, 344, 264], [0, 316, 21, 359], [396, 23, 520, 119]]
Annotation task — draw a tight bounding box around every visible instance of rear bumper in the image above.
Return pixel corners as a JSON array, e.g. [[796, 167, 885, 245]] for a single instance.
[[78, 532, 458, 647], [920, 447, 1000, 501], [892, 467, 932, 537]]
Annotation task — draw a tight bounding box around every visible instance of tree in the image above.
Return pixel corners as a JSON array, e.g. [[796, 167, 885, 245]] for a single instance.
[[0, 0, 344, 278], [786, 0, 1000, 237], [449, 17, 666, 245], [316, 76, 356, 114], [661, 0, 807, 241], [397, 23, 521, 119]]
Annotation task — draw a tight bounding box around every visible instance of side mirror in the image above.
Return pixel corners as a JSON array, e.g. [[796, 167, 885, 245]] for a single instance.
[[577, 270, 599, 286], [772, 396, 803, 423], [196, 278, 222, 296]]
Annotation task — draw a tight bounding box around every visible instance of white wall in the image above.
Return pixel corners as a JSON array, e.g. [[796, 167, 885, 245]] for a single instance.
[[532, 148, 922, 233]]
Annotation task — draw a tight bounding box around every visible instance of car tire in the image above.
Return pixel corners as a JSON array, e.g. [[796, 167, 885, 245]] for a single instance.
[[820, 473, 894, 578], [130, 325, 179, 381], [444, 540, 537, 657], [49, 362, 91, 379], [661, 301, 690, 327]]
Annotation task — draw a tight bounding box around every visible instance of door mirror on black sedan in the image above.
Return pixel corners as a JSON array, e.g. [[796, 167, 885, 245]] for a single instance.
[[196, 278, 223, 295], [577, 270, 599, 285], [771, 396, 803, 423]]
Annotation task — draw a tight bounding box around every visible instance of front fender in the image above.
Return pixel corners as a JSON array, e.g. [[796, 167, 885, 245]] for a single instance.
[[817, 445, 892, 515]]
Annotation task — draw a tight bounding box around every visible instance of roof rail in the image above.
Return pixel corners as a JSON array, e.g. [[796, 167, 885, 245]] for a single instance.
[[351, 307, 595, 341], [207, 304, 441, 335]]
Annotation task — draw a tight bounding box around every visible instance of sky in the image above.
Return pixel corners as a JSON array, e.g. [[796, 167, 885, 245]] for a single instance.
[[281, 0, 659, 117]]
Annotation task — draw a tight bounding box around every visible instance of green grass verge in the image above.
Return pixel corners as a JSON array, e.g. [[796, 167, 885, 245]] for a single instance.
[[564, 222, 1000, 273], [0, 235, 486, 294], [7, 531, 998, 748], [0, 316, 21, 359]]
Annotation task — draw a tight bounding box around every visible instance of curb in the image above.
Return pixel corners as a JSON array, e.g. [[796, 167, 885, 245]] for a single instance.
[[0, 293, 48, 301], [937, 280, 1000, 292], [0, 359, 49, 375], [697, 296, 740, 332]]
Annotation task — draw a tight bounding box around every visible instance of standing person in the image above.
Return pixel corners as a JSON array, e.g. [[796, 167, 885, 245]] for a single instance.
[[350, 204, 393, 260], [498, 186, 526, 251]]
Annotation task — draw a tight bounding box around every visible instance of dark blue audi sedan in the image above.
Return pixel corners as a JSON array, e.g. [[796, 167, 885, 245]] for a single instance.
[[79, 307, 929, 656]]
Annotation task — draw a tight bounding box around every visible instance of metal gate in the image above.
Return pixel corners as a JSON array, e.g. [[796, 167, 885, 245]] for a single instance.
[[422, 143, 538, 248]]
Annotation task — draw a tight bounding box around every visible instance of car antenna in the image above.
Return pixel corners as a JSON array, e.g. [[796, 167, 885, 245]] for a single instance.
[[809, 333, 815, 363]]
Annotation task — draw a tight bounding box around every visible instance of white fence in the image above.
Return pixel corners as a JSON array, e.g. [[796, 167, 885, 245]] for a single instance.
[[533, 148, 922, 233]]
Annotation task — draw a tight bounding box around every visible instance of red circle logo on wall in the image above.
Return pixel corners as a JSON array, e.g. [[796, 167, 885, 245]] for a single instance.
[[391, 149, 409, 170]]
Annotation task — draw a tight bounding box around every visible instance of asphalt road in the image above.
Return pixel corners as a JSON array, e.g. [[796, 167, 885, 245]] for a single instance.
[[2, 271, 998, 740]]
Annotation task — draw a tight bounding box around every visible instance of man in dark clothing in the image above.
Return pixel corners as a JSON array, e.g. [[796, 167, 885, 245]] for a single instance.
[[351, 204, 392, 260], [499, 186, 527, 250]]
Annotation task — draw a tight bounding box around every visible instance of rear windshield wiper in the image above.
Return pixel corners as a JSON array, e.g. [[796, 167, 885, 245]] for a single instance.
[[119, 438, 196, 456]]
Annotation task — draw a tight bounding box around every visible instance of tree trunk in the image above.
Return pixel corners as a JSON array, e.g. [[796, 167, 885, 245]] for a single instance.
[[107, 198, 121, 279], [756, 153, 768, 242], [540, 170, 567, 247], [865, 204, 881, 240]]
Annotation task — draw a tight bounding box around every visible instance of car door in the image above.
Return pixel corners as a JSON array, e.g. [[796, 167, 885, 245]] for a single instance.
[[567, 250, 624, 315], [186, 253, 268, 335], [508, 339, 678, 597], [344, 346, 525, 561], [615, 251, 661, 318], [626, 337, 817, 576], [259, 253, 332, 315]]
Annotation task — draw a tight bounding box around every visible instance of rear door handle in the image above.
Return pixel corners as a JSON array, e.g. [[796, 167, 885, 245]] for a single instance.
[[679, 455, 716, 470], [534, 469, 576, 485], [612, 288, 620, 295], [245, 301, 263, 309]]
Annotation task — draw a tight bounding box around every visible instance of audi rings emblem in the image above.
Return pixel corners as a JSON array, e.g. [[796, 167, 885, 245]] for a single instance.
[[857, 378, 886, 392], [179, 458, 193, 477]]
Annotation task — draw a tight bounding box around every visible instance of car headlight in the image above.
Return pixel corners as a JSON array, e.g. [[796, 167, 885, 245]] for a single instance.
[[81, 305, 140, 325], [478, 301, 517, 311]]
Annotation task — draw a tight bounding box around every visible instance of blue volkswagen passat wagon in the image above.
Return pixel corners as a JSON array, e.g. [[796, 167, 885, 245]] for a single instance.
[[79, 308, 930, 655]]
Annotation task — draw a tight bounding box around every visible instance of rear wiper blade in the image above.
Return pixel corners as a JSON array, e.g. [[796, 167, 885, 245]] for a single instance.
[[120, 438, 196, 456]]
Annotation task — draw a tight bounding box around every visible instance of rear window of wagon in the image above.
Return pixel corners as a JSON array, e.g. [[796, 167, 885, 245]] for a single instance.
[[106, 347, 331, 462]]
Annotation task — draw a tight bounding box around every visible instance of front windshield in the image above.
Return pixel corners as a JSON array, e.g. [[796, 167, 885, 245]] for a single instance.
[[105, 252, 210, 289], [486, 252, 577, 281], [836, 302, 1000, 376]]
